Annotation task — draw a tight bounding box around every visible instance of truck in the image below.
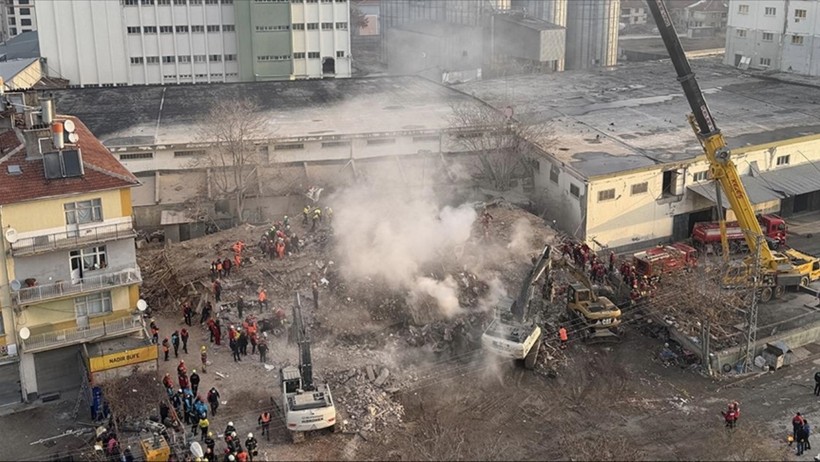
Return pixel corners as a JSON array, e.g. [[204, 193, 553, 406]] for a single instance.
[[691, 214, 787, 253], [633, 243, 698, 278], [276, 293, 337, 443], [646, 0, 820, 304], [481, 245, 551, 369], [566, 282, 622, 343]]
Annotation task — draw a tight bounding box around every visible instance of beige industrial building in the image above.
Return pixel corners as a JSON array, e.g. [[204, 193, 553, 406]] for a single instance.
[[457, 57, 820, 252]]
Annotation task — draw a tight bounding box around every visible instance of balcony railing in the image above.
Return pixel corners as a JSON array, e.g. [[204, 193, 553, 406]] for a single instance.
[[14, 267, 142, 305], [10, 221, 136, 256], [21, 316, 144, 353]]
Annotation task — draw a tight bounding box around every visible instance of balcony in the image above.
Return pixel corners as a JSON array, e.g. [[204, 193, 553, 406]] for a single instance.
[[10, 221, 136, 257], [21, 316, 144, 353], [13, 267, 142, 305]]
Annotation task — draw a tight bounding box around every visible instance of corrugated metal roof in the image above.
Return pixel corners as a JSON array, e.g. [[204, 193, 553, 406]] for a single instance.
[[687, 163, 820, 207]]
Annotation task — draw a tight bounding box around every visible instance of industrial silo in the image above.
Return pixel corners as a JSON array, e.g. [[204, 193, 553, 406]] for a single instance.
[[564, 0, 620, 69]]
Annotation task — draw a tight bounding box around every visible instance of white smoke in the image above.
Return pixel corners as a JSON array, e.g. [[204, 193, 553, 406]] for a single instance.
[[332, 185, 477, 317], [507, 217, 534, 257]]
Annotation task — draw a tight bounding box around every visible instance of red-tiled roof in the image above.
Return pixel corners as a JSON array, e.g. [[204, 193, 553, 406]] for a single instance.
[[0, 116, 139, 205]]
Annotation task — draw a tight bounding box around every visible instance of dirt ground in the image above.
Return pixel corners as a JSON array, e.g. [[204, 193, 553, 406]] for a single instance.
[[8, 203, 812, 461]]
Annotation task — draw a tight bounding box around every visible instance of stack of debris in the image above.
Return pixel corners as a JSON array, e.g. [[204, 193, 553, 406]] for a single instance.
[[325, 365, 405, 434]]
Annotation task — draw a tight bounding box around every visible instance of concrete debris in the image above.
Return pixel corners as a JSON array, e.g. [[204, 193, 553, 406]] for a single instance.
[[374, 368, 390, 387], [325, 366, 405, 434]]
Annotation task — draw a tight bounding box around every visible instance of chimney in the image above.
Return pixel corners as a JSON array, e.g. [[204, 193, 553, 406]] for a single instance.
[[41, 98, 54, 125]]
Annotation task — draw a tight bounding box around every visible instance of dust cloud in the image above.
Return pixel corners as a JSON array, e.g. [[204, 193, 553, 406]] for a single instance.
[[331, 185, 477, 318]]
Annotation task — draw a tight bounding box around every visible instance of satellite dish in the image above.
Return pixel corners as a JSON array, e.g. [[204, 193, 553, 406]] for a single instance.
[[68, 133, 79, 143], [10, 279, 21, 291], [4, 227, 18, 243], [63, 119, 76, 133], [190, 442, 203, 458], [19, 327, 30, 340], [137, 299, 148, 312]]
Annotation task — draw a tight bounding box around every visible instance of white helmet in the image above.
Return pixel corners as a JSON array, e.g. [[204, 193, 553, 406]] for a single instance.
[[228, 456, 235, 462], [248, 433, 253, 438], [228, 421, 234, 427]]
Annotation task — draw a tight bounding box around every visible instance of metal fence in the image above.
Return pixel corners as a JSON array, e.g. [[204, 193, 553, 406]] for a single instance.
[[22, 316, 144, 352], [14, 267, 142, 305], [11, 222, 136, 256]]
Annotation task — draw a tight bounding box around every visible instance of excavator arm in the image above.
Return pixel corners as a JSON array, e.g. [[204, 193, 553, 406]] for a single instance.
[[645, 0, 777, 270], [511, 245, 552, 322]]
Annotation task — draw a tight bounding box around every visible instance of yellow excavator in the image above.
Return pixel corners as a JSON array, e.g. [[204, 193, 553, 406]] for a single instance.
[[646, 0, 820, 303]]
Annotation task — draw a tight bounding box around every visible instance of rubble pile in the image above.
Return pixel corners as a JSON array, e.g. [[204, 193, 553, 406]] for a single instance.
[[325, 366, 406, 434]]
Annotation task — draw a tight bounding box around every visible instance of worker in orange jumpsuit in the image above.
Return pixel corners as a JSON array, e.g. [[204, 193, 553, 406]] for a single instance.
[[258, 288, 268, 311], [558, 326, 568, 350]]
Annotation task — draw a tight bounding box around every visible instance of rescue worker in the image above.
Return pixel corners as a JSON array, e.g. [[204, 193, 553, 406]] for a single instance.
[[213, 279, 222, 302], [203, 432, 216, 456], [230, 334, 241, 362], [237, 296, 245, 319], [198, 414, 210, 441], [258, 411, 272, 441], [238, 329, 249, 356], [162, 373, 174, 391], [245, 433, 258, 461], [151, 320, 159, 344], [558, 326, 568, 350], [258, 288, 268, 311], [793, 412, 805, 446], [609, 250, 616, 273], [190, 369, 201, 396], [814, 370, 820, 396], [258, 336, 268, 363], [302, 205, 311, 225], [200, 301, 212, 325], [207, 387, 220, 416], [180, 328, 190, 354], [721, 402, 738, 428], [223, 257, 232, 277], [200, 345, 208, 374], [311, 207, 321, 231], [171, 330, 180, 358], [224, 422, 236, 438], [324, 206, 333, 224], [162, 337, 170, 361], [183, 301, 193, 326]]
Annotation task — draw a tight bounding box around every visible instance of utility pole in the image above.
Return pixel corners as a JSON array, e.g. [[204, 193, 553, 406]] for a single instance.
[[742, 233, 763, 372]]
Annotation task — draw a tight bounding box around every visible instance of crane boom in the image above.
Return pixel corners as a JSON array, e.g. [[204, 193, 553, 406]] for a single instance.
[[645, 0, 777, 269]]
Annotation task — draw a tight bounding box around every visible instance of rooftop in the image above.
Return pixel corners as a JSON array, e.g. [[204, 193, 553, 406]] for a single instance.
[[455, 57, 820, 177], [0, 116, 140, 205], [0, 31, 39, 61], [50, 76, 481, 148], [0, 57, 38, 84]]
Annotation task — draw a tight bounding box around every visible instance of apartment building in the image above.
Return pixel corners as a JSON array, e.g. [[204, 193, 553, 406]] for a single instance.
[[1, 0, 37, 42], [620, 0, 648, 25], [725, 0, 820, 75], [35, 0, 351, 87], [0, 95, 142, 403]]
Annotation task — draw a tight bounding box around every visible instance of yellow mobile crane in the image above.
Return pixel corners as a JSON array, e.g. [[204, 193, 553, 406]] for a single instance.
[[646, 0, 820, 303]]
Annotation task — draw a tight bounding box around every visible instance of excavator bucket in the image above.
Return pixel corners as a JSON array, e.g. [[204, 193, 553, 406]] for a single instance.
[[586, 328, 620, 344]]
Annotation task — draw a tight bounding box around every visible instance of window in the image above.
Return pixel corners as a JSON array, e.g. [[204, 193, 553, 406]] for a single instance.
[[762, 32, 773, 41], [130, 57, 144, 64], [222, 0, 233, 3], [598, 188, 616, 202], [191, 25, 205, 32], [257, 55, 291, 61], [143, 26, 158, 33], [759, 57, 771, 67], [8, 17, 14, 25], [795, 9, 807, 19], [174, 150, 206, 157], [195, 73, 208, 78], [158, 0, 171, 5], [776, 155, 790, 166], [146, 56, 160, 64], [631, 182, 648, 195], [223, 24, 235, 31], [549, 164, 559, 184], [176, 25, 189, 33], [174, 0, 187, 5], [322, 140, 351, 148], [9, 28, 15, 35], [336, 51, 345, 58], [207, 25, 220, 32], [308, 51, 320, 58], [792, 35, 804, 45], [65, 199, 103, 225], [306, 0, 317, 2], [692, 171, 708, 182], [293, 23, 305, 30], [163, 56, 176, 63], [190, 0, 202, 4], [194, 55, 206, 62], [321, 22, 333, 30], [737, 4, 749, 14], [206, 0, 219, 3], [765, 7, 776, 16], [19, 0, 30, 4], [125, 0, 138, 5], [294, 52, 306, 59], [256, 25, 290, 31], [736, 29, 747, 38], [75, 292, 113, 317], [224, 54, 236, 61], [70, 246, 108, 273], [20, 18, 31, 26], [120, 152, 153, 160], [160, 26, 173, 33], [178, 55, 191, 63], [336, 22, 348, 30], [209, 54, 221, 62], [274, 143, 304, 151], [19, 7, 30, 14], [142, 0, 155, 4], [367, 138, 396, 146], [307, 23, 318, 30], [569, 184, 580, 198], [127, 26, 141, 34]]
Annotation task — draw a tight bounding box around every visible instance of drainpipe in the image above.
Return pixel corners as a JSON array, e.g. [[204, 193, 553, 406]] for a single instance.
[[0, 205, 28, 403]]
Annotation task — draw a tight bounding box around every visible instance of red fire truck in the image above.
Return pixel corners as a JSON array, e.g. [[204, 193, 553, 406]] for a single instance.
[[633, 243, 698, 278], [691, 214, 787, 253]]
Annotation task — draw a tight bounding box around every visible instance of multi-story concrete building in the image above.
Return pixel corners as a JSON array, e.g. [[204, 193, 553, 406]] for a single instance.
[[35, 0, 351, 87], [680, 0, 727, 38], [0, 94, 142, 403], [1, 0, 37, 42], [620, 0, 648, 25], [725, 0, 820, 75]]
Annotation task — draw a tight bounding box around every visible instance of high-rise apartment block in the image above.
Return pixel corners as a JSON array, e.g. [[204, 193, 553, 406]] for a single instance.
[[35, 0, 351, 87]]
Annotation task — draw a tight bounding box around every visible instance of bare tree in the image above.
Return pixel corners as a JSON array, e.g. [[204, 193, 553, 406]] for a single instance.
[[350, 1, 369, 35], [449, 102, 554, 191], [196, 99, 269, 223]]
